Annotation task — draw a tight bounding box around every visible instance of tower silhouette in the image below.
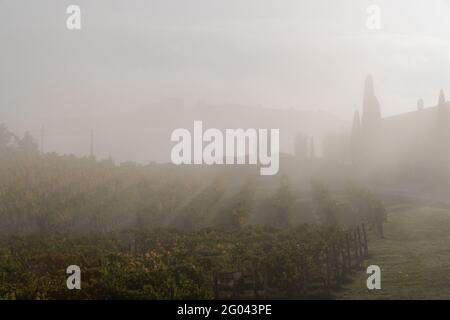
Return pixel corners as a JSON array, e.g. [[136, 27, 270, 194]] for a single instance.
[[361, 74, 381, 134]]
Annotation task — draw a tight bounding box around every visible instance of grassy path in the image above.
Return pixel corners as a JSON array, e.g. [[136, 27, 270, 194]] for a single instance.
[[335, 204, 450, 299]]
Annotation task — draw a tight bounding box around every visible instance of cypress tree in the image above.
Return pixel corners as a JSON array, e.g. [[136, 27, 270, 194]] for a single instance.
[[360, 74, 382, 160]]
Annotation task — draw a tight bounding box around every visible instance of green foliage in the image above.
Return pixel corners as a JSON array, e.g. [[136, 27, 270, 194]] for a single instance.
[[0, 225, 348, 300], [0, 127, 385, 235], [0, 126, 383, 300]]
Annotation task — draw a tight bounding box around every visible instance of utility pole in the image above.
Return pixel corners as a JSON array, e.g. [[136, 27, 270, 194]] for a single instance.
[[40, 125, 45, 155], [90, 129, 94, 158]]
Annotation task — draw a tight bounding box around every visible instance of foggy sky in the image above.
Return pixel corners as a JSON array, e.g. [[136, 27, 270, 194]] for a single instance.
[[1, 0, 450, 161]]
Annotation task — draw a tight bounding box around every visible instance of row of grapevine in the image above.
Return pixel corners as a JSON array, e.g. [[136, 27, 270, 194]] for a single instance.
[[212, 224, 369, 299], [0, 225, 370, 299]]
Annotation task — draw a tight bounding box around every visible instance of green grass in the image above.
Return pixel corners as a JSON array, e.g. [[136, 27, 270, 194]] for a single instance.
[[335, 204, 450, 299]]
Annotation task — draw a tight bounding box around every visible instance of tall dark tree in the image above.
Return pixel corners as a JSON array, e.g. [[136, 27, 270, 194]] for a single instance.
[[437, 89, 448, 135], [361, 74, 381, 130], [360, 74, 382, 160], [435, 89, 449, 167], [16, 132, 39, 154], [438, 88, 446, 106], [0, 124, 14, 151]]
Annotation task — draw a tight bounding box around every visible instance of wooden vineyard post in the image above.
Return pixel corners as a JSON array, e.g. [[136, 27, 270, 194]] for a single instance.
[[339, 236, 347, 281], [345, 232, 352, 271], [362, 223, 369, 258], [252, 266, 259, 298], [299, 252, 307, 293], [332, 244, 341, 287], [356, 225, 363, 261], [263, 272, 269, 299], [340, 246, 347, 280], [213, 272, 219, 299], [353, 229, 360, 267], [325, 248, 331, 291]]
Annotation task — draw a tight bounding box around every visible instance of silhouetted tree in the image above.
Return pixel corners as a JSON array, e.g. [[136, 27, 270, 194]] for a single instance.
[[437, 89, 447, 129], [360, 74, 382, 157], [0, 124, 14, 151], [16, 132, 39, 154]]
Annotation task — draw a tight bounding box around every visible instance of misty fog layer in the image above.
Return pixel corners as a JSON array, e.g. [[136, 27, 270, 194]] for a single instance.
[[1, 1, 450, 162]]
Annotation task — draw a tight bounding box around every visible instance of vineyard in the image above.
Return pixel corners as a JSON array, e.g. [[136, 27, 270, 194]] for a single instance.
[[0, 125, 384, 300], [0, 224, 370, 300]]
